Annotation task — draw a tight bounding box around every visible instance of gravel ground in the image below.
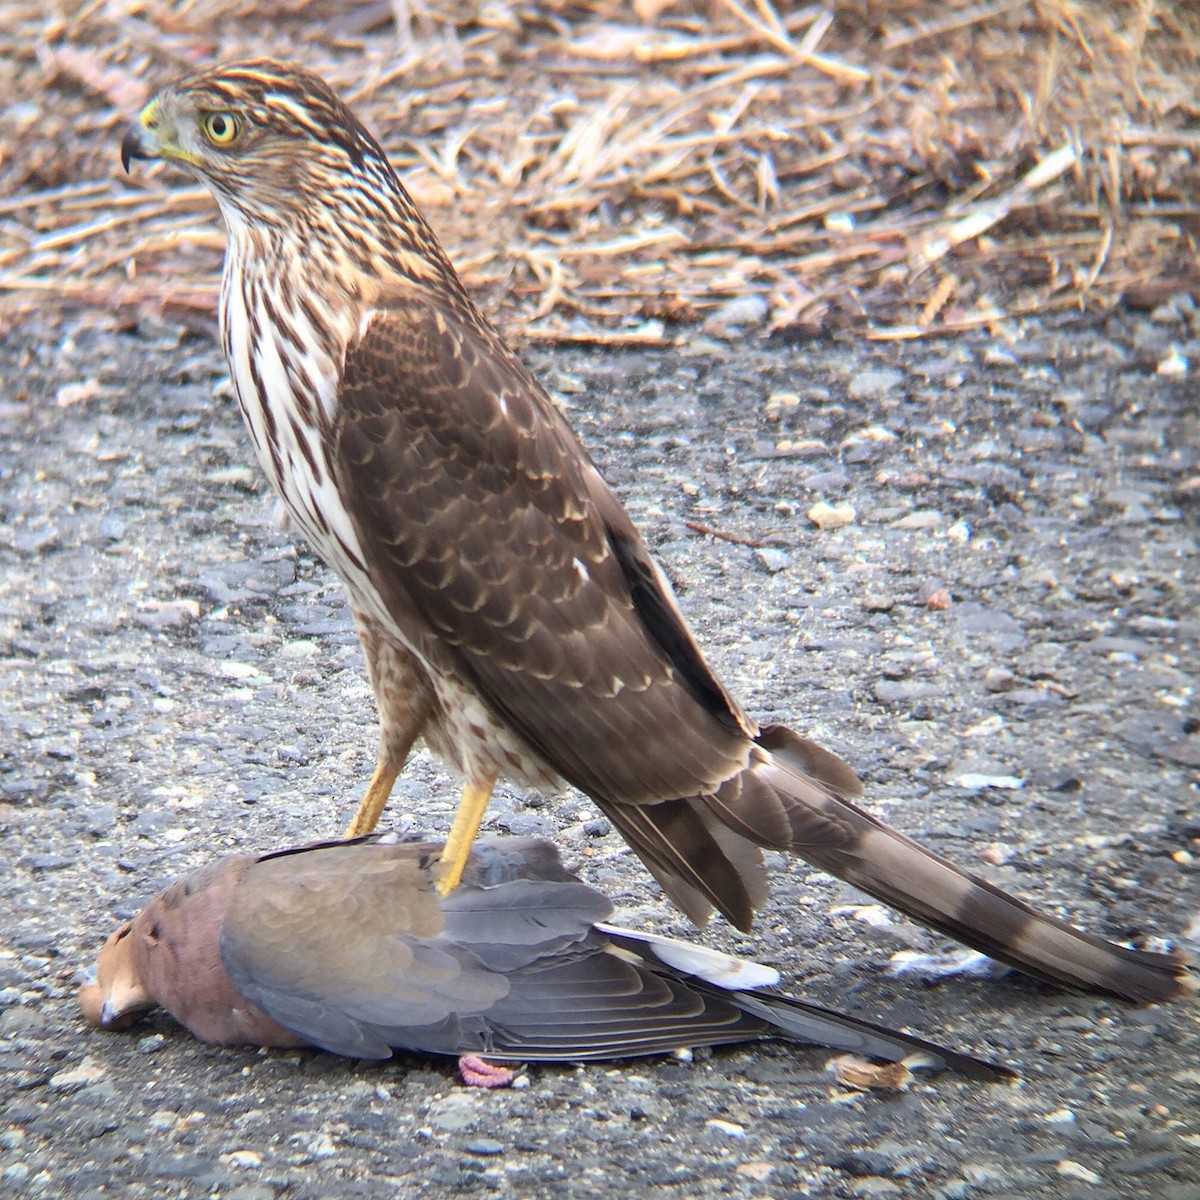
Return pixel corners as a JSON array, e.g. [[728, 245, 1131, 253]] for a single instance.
[[1, 308, 1198, 1199]]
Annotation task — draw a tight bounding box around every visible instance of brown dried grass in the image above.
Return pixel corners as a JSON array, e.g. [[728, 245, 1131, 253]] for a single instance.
[[1, 0, 1197, 342]]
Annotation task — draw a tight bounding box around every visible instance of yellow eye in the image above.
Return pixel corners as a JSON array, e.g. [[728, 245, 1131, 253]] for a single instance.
[[202, 112, 239, 146]]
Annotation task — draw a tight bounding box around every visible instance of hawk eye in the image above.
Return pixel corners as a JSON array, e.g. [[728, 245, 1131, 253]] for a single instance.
[[202, 112, 240, 146]]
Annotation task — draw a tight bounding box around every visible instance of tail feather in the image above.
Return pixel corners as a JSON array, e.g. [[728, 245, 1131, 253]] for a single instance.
[[596, 924, 1012, 1080], [602, 799, 764, 929], [728, 989, 1011, 1082], [602, 723, 1196, 1003]]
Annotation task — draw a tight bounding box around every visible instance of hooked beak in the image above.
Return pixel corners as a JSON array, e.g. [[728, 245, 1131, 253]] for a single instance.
[[120, 125, 153, 173], [120, 101, 190, 174], [121, 100, 160, 173]]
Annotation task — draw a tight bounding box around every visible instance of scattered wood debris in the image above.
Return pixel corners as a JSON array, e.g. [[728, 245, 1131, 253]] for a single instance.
[[2, 1, 1197, 340]]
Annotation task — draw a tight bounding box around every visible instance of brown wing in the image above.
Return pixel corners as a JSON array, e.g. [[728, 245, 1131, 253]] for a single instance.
[[333, 296, 755, 805]]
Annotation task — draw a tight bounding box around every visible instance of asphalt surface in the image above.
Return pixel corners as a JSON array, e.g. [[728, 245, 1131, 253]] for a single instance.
[[1, 308, 1198, 1199]]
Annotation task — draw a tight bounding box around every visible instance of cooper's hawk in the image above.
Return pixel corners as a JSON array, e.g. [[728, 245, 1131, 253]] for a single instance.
[[120, 60, 1192, 1001], [81, 834, 1010, 1082]]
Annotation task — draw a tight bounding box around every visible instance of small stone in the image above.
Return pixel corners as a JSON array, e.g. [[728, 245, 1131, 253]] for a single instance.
[[1005, 687, 1059, 706], [135, 599, 201, 629], [844, 1176, 902, 1195], [464, 1138, 505, 1156], [301, 1132, 337, 1158], [428, 1092, 482, 1133], [79, 804, 118, 833], [277, 639, 320, 659], [56, 379, 105, 408], [138, 1034, 166, 1054], [99, 514, 126, 540], [982, 345, 1018, 366], [764, 392, 800, 419], [1058, 1160, 1102, 1184], [705, 1118, 746, 1137], [925, 588, 952, 610], [224, 1186, 279, 1200], [873, 680, 941, 704], [1156, 348, 1187, 377], [862, 593, 895, 613], [830, 1150, 896, 1178], [808, 501, 856, 530], [28, 855, 73, 872], [493, 812, 555, 838], [845, 423, 898, 445], [890, 510, 944, 530], [982, 667, 1015, 692], [848, 369, 904, 399], [206, 465, 258, 488], [705, 294, 768, 335], [754, 547, 791, 573], [1045, 1108, 1076, 1124], [222, 1150, 263, 1169], [735, 1162, 774, 1182], [49, 1060, 107, 1091], [977, 843, 1014, 866], [952, 773, 1025, 791], [219, 661, 264, 680], [889, 949, 1003, 982], [1126, 615, 1178, 638], [946, 519, 971, 545], [828, 1055, 912, 1091]]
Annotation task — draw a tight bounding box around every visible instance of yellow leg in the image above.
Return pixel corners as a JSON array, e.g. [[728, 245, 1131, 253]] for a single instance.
[[437, 773, 497, 896], [343, 758, 400, 839]]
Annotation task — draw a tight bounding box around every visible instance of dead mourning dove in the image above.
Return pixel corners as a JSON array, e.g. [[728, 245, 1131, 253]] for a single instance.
[[80, 835, 1011, 1085]]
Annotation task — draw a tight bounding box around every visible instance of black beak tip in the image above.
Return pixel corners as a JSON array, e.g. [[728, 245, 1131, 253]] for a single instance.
[[120, 128, 146, 174]]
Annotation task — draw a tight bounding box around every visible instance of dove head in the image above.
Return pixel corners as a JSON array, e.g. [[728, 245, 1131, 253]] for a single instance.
[[79, 855, 306, 1048], [79, 918, 157, 1030], [79, 858, 245, 1034]]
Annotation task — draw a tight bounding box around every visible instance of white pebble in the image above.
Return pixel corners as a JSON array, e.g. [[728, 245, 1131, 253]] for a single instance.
[[808, 501, 856, 530], [706, 1119, 746, 1138], [1156, 347, 1187, 377]]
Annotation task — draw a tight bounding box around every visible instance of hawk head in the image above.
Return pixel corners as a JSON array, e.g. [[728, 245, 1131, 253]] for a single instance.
[[122, 60, 401, 222], [121, 58, 461, 293]]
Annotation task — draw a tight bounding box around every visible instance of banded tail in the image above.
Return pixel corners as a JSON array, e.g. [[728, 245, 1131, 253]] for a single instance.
[[601, 724, 1194, 1004]]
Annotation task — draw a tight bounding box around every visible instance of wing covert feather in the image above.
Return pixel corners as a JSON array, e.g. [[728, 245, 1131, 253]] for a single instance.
[[333, 298, 753, 804]]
